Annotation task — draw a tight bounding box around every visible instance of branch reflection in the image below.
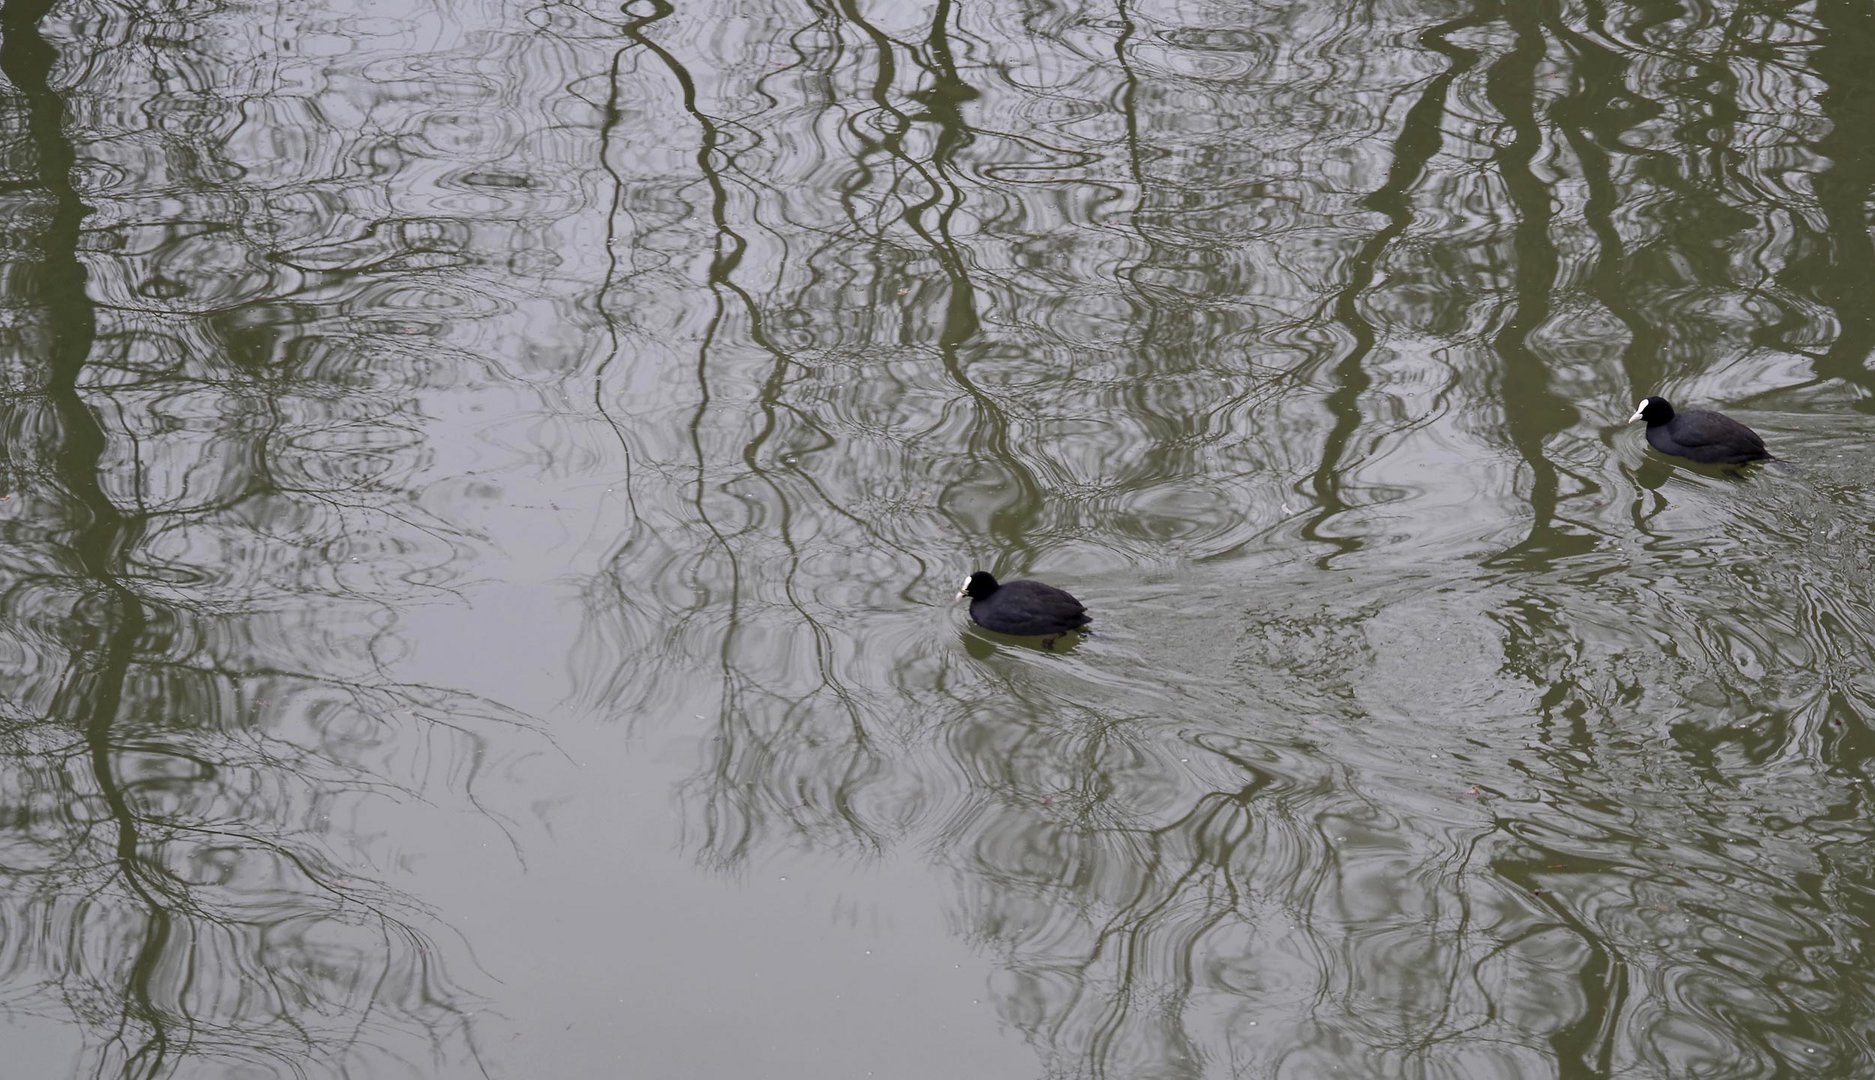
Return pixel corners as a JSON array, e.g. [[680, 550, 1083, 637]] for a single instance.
[[0, 1, 553, 1075]]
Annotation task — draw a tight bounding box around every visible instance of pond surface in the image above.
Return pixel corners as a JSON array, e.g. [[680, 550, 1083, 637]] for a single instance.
[[2, 0, 1874, 1076]]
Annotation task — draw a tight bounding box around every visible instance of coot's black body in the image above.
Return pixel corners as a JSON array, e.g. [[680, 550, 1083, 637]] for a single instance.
[[956, 572, 1090, 637], [1630, 396, 1771, 465]]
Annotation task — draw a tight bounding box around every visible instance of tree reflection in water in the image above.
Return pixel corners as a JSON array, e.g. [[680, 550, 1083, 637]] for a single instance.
[[579, 0, 1875, 1076], [0, 0, 546, 1075]]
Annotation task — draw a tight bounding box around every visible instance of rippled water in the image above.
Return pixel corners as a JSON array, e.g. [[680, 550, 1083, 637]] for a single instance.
[[2, 0, 1873, 1076]]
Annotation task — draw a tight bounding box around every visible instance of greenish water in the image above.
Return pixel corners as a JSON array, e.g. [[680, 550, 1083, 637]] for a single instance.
[[1, 0, 1872, 1077]]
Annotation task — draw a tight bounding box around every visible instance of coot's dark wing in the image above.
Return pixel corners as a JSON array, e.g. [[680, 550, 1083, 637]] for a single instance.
[[972, 580, 1090, 635], [1664, 409, 1771, 463]]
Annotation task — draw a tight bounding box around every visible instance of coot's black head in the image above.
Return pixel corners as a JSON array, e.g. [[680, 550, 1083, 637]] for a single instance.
[[1629, 396, 1674, 425], [956, 570, 999, 601]]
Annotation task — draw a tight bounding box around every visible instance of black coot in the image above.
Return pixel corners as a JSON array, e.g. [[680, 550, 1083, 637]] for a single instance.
[[956, 571, 1090, 637], [1629, 396, 1772, 465]]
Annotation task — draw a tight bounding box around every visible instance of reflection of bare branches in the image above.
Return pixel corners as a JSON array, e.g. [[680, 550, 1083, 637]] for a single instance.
[[1478, 1, 1594, 567], [568, 0, 1875, 1076], [1302, 12, 1488, 563], [940, 693, 1348, 1080], [1786, 0, 1875, 399], [575, 1, 887, 866], [0, 2, 535, 1075], [0, 370, 511, 1078]]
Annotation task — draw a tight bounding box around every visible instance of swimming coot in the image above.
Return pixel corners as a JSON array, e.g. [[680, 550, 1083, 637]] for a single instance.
[[1629, 396, 1772, 465], [956, 571, 1091, 637]]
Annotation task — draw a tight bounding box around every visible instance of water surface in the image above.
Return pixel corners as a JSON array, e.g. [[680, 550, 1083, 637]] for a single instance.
[[1, 0, 1872, 1076]]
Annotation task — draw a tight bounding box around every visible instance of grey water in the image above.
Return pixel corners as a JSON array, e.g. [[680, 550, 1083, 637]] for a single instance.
[[1, 0, 1873, 1077]]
